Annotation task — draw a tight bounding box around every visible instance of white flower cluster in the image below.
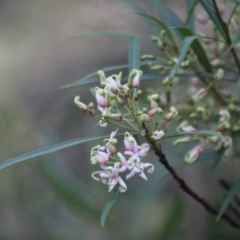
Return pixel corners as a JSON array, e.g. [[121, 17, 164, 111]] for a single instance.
[[90, 129, 154, 192]]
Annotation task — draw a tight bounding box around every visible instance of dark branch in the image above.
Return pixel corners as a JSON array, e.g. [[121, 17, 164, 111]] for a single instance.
[[142, 123, 240, 229]]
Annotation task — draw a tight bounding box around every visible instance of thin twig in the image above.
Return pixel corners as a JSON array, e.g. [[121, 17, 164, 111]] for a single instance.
[[143, 123, 240, 229]]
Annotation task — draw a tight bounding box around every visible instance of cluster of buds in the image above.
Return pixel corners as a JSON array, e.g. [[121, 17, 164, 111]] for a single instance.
[[90, 130, 154, 192]]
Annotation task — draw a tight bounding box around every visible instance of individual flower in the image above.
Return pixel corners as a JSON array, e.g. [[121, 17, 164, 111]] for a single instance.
[[177, 121, 197, 133], [74, 96, 88, 112], [92, 166, 127, 192], [128, 69, 143, 88], [184, 145, 204, 164], [151, 130, 165, 140], [164, 106, 178, 121], [124, 132, 138, 152], [191, 88, 207, 102], [90, 146, 110, 165], [103, 129, 118, 154]]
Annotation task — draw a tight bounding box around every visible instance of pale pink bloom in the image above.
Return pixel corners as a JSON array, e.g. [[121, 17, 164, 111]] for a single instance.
[[126, 162, 154, 181], [99, 166, 127, 192], [95, 87, 110, 107], [132, 70, 143, 88], [148, 94, 159, 109], [184, 145, 204, 164], [164, 106, 178, 121], [178, 121, 197, 133], [115, 152, 134, 172], [192, 88, 207, 102], [151, 130, 165, 140], [124, 143, 150, 164], [104, 129, 118, 154], [90, 146, 110, 165], [124, 132, 138, 152], [148, 107, 163, 117]]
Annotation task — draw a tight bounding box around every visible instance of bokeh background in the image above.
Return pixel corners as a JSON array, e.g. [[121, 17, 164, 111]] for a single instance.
[[1, 0, 240, 239]]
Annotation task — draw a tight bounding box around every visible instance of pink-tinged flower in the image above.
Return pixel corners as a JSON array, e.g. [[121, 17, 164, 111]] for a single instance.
[[151, 130, 165, 140], [74, 96, 88, 112], [132, 70, 143, 88], [103, 129, 118, 154], [90, 146, 110, 165], [122, 84, 129, 97], [192, 88, 207, 102], [128, 69, 143, 88], [177, 121, 197, 133], [124, 132, 138, 152], [115, 152, 134, 172], [126, 162, 154, 181], [124, 143, 150, 164], [184, 145, 204, 164], [148, 107, 163, 117], [95, 87, 110, 107], [148, 94, 159, 109], [164, 106, 178, 121], [92, 166, 127, 192]]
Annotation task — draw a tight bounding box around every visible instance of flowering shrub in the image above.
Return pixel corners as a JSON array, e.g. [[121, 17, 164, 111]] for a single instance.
[[2, 0, 240, 231]]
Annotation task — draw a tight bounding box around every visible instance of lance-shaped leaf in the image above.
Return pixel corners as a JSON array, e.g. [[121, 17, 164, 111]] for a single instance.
[[185, 0, 199, 31], [228, 29, 240, 52], [199, 0, 226, 38], [0, 135, 114, 171], [128, 36, 140, 72], [151, 0, 183, 38], [176, 27, 212, 73], [133, 13, 176, 45], [100, 188, 120, 227], [67, 31, 149, 42], [169, 35, 203, 85], [217, 177, 240, 221], [125, 1, 158, 34], [232, 76, 240, 96]]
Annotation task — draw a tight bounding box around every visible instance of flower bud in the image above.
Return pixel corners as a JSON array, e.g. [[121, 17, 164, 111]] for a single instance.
[[184, 145, 204, 164], [151, 130, 165, 140], [74, 96, 88, 112], [214, 68, 224, 81], [140, 54, 156, 61], [192, 88, 207, 102], [164, 106, 178, 121]]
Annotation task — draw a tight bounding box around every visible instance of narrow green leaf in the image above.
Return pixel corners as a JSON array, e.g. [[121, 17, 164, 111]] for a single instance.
[[228, 29, 240, 52], [128, 36, 140, 72], [169, 36, 202, 85], [0, 135, 111, 171], [151, 0, 183, 27], [175, 27, 212, 73], [125, 1, 158, 34], [151, 0, 183, 38], [134, 13, 175, 44], [194, 130, 223, 138], [228, 0, 240, 3], [199, 0, 226, 38], [231, 76, 240, 96], [100, 188, 120, 227], [67, 31, 150, 42], [210, 147, 225, 176], [217, 177, 240, 221], [185, 0, 199, 31]]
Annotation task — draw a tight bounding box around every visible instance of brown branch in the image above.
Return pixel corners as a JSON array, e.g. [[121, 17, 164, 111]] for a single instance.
[[143, 123, 240, 229]]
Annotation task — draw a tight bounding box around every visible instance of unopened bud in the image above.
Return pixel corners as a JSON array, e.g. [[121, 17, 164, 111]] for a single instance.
[[140, 54, 156, 61], [214, 68, 224, 81]]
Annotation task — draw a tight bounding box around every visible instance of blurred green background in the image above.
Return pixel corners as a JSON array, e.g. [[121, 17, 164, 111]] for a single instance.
[[1, 0, 240, 239]]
